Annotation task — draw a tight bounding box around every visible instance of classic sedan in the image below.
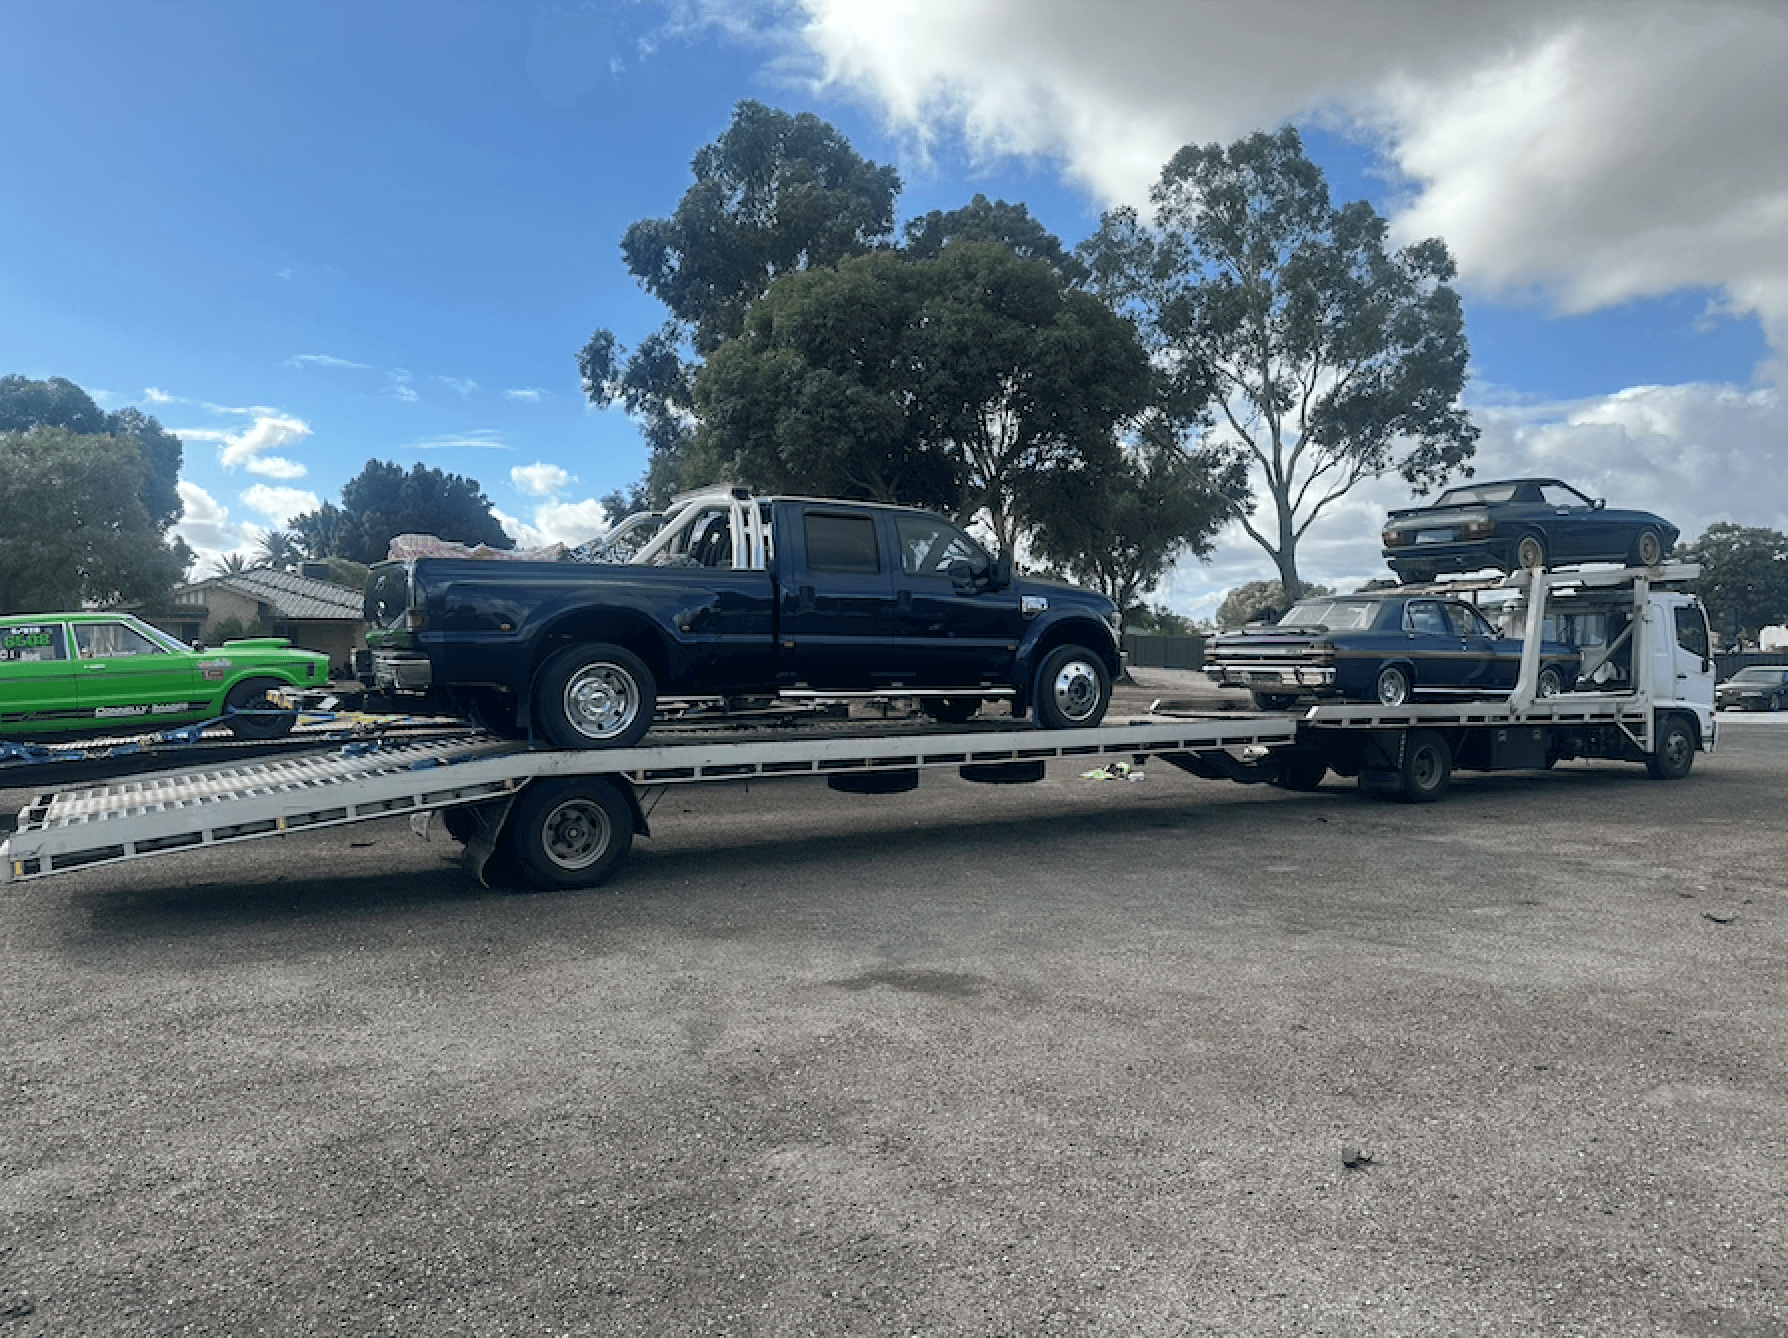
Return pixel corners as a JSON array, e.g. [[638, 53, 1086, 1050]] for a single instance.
[[1716, 665, 1788, 712], [1205, 592, 1580, 710], [1381, 478, 1678, 582], [1, 611, 329, 741]]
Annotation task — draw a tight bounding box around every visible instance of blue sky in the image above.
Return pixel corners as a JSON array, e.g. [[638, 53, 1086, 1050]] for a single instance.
[[3, 0, 1784, 618]]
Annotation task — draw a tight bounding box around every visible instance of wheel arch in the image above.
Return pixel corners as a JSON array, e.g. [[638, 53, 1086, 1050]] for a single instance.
[[1015, 616, 1121, 712], [522, 611, 670, 726]]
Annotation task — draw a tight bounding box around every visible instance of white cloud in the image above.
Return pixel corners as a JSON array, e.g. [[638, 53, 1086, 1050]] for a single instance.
[[286, 353, 371, 370], [436, 375, 479, 397], [412, 430, 510, 452], [241, 483, 320, 527], [210, 413, 312, 478], [172, 481, 259, 575], [512, 462, 572, 497], [505, 387, 547, 403], [389, 369, 418, 402], [143, 386, 175, 404], [494, 499, 612, 551], [755, 0, 1788, 367]]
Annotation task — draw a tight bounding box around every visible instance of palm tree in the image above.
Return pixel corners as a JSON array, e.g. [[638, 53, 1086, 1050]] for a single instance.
[[209, 553, 250, 578], [258, 529, 302, 570]]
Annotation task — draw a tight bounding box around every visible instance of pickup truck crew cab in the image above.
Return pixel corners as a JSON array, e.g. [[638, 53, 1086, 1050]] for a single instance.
[[363, 488, 1123, 748]]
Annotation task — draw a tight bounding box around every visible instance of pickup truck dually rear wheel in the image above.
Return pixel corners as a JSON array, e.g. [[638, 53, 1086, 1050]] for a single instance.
[[223, 678, 297, 740], [534, 644, 656, 749], [505, 778, 633, 890], [1034, 646, 1112, 729]]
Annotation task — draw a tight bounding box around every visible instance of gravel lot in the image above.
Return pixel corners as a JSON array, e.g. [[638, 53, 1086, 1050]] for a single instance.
[[2, 714, 1785, 1336]]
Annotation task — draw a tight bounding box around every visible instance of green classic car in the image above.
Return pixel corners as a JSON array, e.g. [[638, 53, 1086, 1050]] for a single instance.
[[0, 611, 329, 741]]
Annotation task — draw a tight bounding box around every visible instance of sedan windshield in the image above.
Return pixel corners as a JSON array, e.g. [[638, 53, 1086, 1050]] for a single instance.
[[1278, 599, 1378, 630], [1729, 667, 1787, 684]]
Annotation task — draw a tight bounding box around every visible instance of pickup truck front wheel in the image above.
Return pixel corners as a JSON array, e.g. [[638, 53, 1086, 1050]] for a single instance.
[[534, 644, 656, 749], [1034, 646, 1112, 729]]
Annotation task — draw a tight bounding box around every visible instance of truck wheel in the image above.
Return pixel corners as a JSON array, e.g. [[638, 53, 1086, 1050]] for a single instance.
[[1632, 528, 1665, 567], [224, 678, 296, 739], [1033, 646, 1112, 729], [1250, 691, 1298, 711], [1514, 533, 1547, 571], [534, 644, 656, 749], [1399, 729, 1452, 802], [1646, 713, 1696, 780], [1374, 665, 1412, 707], [505, 778, 633, 889]]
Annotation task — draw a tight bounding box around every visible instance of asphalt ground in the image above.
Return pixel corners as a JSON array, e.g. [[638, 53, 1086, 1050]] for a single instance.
[[1, 711, 1784, 1336]]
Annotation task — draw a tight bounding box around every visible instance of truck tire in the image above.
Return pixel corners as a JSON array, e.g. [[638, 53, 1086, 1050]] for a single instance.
[[1646, 713, 1696, 780], [1033, 645, 1112, 729], [1250, 690, 1298, 711], [504, 778, 633, 889], [533, 644, 656, 749], [223, 678, 297, 740], [1399, 729, 1452, 802]]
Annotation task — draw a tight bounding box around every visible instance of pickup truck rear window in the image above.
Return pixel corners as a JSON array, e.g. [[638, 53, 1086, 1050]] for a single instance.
[[804, 513, 881, 574]]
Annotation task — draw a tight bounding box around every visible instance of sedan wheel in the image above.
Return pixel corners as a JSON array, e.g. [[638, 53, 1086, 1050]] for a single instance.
[[1515, 533, 1547, 571], [1374, 665, 1412, 707], [1634, 528, 1665, 567]]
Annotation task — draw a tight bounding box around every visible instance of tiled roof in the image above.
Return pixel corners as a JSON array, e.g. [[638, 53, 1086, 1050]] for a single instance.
[[178, 567, 364, 622]]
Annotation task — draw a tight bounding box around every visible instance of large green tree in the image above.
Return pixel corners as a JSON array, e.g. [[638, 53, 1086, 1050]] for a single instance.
[[1080, 125, 1478, 601], [693, 239, 1153, 554], [0, 425, 191, 612], [1678, 522, 1788, 642], [286, 461, 512, 564], [0, 374, 185, 532], [581, 101, 902, 505], [1215, 578, 1338, 629]]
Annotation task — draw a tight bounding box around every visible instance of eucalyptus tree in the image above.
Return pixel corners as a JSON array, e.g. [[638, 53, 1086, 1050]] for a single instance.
[[1080, 126, 1477, 599]]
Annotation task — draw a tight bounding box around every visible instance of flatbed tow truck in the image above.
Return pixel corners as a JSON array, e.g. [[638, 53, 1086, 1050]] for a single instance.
[[1, 564, 1715, 893]]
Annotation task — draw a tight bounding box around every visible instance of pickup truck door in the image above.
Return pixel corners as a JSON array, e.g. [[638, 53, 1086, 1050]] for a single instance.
[[882, 512, 1021, 686], [777, 505, 898, 689]]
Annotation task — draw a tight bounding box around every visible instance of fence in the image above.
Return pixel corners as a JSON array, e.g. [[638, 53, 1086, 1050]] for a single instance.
[[1122, 633, 1205, 671]]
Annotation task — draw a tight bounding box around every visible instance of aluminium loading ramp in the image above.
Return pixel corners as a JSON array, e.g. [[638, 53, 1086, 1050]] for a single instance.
[[1, 715, 1301, 885]]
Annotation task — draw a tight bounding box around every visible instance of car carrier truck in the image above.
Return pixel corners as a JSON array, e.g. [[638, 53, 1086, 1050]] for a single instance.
[[1, 563, 1714, 894]]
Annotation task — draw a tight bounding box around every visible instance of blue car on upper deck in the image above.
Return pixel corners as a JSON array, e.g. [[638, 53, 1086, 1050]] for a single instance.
[[1381, 478, 1678, 583]]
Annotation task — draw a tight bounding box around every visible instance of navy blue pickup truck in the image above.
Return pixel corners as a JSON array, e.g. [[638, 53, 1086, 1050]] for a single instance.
[[363, 489, 1122, 748]]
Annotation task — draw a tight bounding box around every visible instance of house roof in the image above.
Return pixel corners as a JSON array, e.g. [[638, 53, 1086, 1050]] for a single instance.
[[177, 567, 364, 622]]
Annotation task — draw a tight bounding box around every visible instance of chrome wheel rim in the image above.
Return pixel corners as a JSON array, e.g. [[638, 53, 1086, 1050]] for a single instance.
[[564, 663, 641, 740], [541, 798, 613, 870], [1376, 669, 1409, 706], [1051, 659, 1102, 723]]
